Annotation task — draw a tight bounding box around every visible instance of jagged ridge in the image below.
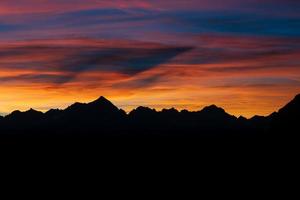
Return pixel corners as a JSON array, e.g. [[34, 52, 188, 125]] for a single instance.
[[0, 94, 299, 137]]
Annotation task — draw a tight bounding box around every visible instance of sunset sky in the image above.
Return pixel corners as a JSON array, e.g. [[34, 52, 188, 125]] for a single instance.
[[0, 0, 300, 117]]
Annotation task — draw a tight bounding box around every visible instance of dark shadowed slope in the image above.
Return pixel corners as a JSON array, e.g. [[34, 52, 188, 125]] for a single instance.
[[0, 116, 3, 125], [269, 94, 300, 136], [277, 94, 300, 117], [0, 94, 299, 139]]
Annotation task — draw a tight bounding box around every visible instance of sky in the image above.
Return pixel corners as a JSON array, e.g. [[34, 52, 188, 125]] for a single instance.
[[0, 0, 300, 117]]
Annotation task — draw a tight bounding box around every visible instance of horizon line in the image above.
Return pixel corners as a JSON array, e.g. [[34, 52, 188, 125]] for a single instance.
[[2, 94, 298, 119]]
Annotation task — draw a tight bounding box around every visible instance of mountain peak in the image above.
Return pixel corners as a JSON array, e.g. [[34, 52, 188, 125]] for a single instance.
[[65, 96, 119, 114], [238, 116, 247, 121], [10, 110, 22, 115], [26, 108, 39, 113], [201, 105, 225, 113], [87, 96, 122, 114], [90, 96, 112, 105], [98, 96, 108, 101]]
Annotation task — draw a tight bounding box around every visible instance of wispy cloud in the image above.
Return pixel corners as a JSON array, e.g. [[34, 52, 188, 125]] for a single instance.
[[0, 39, 192, 84]]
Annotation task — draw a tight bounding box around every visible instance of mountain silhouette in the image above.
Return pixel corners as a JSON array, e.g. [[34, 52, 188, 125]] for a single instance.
[[277, 94, 300, 117], [2, 109, 44, 131], [63, 96, 126, 120], [269, 94, 300, 136], [0, 94, 299, 140]]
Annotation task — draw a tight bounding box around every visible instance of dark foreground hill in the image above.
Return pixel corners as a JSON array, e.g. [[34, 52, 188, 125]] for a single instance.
[[0, 94, 299, 142]]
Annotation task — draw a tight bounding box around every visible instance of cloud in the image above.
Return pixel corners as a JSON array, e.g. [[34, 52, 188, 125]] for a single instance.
[[169, 34, 300, 68], [1, 1, 299, 42], [0, 74, 72, 84], [59, 46, 192, 75], [209, 77, 300, 88], [0, 38, 192, 84], [0, 1, 300, 117]]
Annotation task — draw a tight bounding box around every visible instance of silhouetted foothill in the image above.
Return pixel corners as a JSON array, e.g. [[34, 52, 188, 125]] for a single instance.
[[5, 109, 43, 122], [45, 109, 62, 118], [161, 108, 179, 114], [1, 108, 44, 131], [238, 116, 247, 122], [250, 115, 267, 123], [129, 106, 157, 118], [0, 94, 299, 139], [199, 105, 236, 120]]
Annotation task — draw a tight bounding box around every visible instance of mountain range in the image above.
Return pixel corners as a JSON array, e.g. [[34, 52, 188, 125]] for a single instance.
[[0, 94, 299, 140]]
